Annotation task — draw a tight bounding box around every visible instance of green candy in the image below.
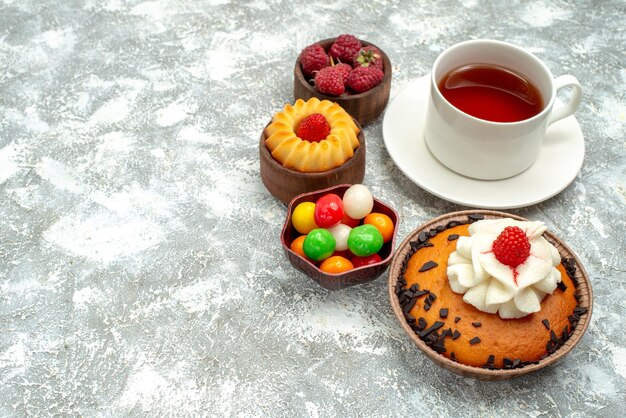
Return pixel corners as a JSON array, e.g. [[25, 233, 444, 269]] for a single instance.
[[348, 224, 383, 257], [303, 228, 336, 261]]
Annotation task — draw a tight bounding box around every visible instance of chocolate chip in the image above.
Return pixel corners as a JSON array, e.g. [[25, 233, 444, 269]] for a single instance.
[[394, 283, 403, 296], [403, 297, 418, 314], [472, 322, 482, 328], [447, 221, 461, 228], [439, 308, 448, 319], [452, 330, 461, 340], [542, 319, 550, 330], [432, 344, 446, 354], [405, 313, 416, 324], [574, 306, 588, 315], [423, 304, 431, 311], [450, 352, 456, 361], [454, 317, 461, 323], [447, 234, 460, 241], [428, 229, 438, 237], [469, 337, 481, 345], [550, 330, 558, 343], [468, 214, 485, 222], [483, 354, 495, 369], [436, 225, 447, 232], [419, 261, 438, 272], [557, 281, 567, 292], [568, 315, 577, 327], [418, 231, 428, 243], [419, 321, 445, 338], [418, 317, 427, 329]]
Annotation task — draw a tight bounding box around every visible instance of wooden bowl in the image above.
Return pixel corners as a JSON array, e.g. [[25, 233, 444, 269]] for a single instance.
[[294, 37, 392, 126], [282, 184, 399, 290], [259, 119, 365, 204], [388, 210, 593, 380]]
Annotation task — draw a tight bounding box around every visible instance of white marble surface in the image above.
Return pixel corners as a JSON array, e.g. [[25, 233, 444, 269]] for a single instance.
[[1, 0, 625, 416]]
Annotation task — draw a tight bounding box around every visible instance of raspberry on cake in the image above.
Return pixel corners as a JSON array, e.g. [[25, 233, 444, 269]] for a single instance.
[[296, 113, 331, 143]]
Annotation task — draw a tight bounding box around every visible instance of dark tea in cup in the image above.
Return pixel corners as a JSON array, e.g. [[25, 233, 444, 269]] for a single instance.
[[438, 64, 544, 123]]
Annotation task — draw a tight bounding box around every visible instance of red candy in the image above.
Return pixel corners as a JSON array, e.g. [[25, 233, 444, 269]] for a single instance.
[[314, 193, 344, 228], [341, 213, 360, 228], [351, 253, 383, 268]]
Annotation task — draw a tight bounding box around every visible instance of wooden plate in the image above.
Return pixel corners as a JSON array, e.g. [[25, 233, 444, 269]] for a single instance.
[[388, 210, 593, 380]]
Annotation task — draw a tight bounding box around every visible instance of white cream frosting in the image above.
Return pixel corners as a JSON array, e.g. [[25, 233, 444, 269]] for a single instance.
[[447, 218, 562, 319]]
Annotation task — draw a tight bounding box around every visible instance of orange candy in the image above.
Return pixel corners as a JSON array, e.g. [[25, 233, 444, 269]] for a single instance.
[[363, 212, 394, 243], [290, 235, 308, 259], [319, 255, 354, 274]]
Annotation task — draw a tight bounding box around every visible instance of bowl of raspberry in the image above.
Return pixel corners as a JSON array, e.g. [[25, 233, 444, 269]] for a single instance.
[[294, 35, 392, 126]]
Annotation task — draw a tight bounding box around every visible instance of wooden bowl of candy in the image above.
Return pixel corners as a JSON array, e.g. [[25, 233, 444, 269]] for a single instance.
[[294, 35, 392, 126], [388, 210, 593, 380], [281, 184, 399, 290]]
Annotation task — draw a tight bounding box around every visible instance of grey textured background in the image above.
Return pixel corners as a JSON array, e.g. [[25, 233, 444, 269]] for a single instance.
[[1, 0, 625, 416]]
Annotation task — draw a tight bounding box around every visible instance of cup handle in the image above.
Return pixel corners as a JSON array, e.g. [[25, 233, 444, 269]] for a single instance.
[[548, 75, 582, 126]]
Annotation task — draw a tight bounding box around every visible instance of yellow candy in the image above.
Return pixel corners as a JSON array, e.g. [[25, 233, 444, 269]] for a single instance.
[[292, 202, 318, 234]]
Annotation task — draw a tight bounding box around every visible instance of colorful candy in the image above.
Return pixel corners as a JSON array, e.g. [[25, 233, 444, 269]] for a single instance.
[[342, 184, 373, 219], [328, 223, 351, 251], [341, 213, 360, 228], [319, 256, 354, 274], [364, 212, 395, 243], [290, 235, 308, 259], [348, 224, 383, 257], [292, 202, 318, 234], [314, 193, 344, 228], [352, 253, 383, 268], [303, 228, 335, 261], [290, 184, 394, 274]]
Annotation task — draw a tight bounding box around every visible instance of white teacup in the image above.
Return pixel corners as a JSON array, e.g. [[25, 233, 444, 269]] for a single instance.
[[424, 39, 582, 180]]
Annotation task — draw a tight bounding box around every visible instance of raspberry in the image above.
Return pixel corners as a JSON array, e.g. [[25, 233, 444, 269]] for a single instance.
[[492, 226, 531, 269], [329, 34, 362, 63], [300, 43, 329, 78], [353, 46, 384, 71], [334, 63, 352, 84], [346, 66, 384, 93], [295, 113, 331, 142], [314, 66, 345, 96]]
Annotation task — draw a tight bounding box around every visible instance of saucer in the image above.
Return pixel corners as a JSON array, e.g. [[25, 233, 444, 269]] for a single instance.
[[382, 75, 585, 209]]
